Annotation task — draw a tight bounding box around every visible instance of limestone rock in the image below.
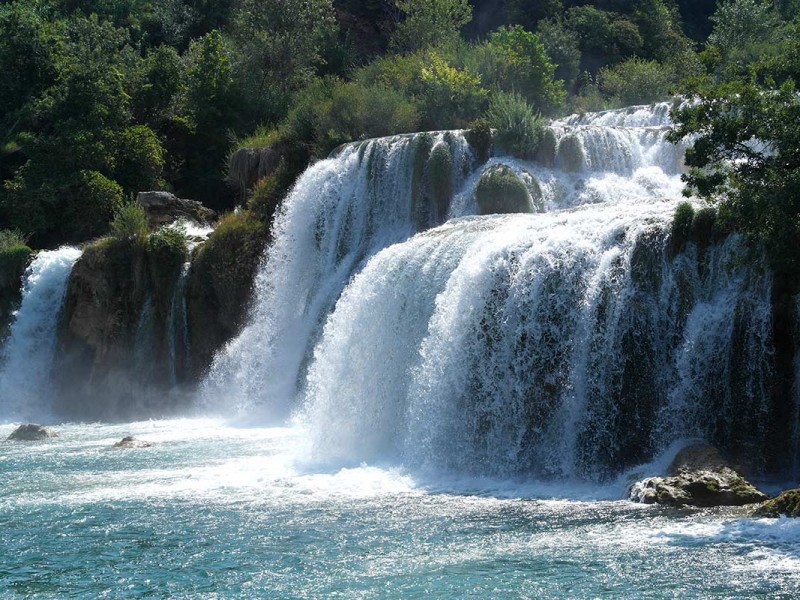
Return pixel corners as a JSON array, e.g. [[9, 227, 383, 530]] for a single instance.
[[136, 191, 216, 229], [8, 423, 57, 441], [753, 489, 800, 518], [112, 435, 153, 449], [629, 444, 768, 508]]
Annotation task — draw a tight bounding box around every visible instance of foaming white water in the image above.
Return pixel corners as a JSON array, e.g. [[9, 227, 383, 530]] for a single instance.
[[202, 133, 471, 418], [199, 102, 786, 479], [0, 247, 81, 423]]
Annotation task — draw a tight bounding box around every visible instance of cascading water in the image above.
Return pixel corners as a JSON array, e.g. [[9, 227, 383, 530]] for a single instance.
[[167, 262, 191, 387], [0, 247, 82, 422], [205, 101, 792, 478], [203, 132, 472, 416]]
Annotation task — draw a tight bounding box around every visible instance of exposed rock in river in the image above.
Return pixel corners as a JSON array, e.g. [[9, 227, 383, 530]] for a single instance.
[[113, 436, 153, 449], [753, 489, 800, 517], [8, 423, 57, 441], [629, 444, 768, 507]]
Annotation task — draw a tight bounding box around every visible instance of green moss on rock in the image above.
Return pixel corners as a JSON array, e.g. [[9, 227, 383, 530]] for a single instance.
[[557, 134, 584, 173], [187, 211, 268, 377], [535, 128, 558, 167], [465, 119, 493, 164], [754, 489, 800, 518], [427, 143, 453, 221], [669, 201, 695, 258], [475, 166, 533, 215]]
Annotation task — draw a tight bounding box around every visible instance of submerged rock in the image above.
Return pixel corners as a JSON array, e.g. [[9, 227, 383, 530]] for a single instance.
[[113, 436, 153, 449], [8, 423, 57, 441], [629, 444, 768, 508], [753, 489, 800, 518]]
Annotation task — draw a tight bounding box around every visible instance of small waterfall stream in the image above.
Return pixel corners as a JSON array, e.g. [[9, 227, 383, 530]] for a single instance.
[[0, 247, 82, 422]]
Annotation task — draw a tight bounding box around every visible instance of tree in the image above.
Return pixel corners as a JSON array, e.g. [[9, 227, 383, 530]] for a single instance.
[[706, 0, 786, 80], [390, 0, 472, 53], [227, 0, 337, 123], [669, 79, 800, 272], [537, 18, 581, 90]]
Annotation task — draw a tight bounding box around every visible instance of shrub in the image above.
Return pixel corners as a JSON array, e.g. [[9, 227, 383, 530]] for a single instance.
[[485, 92, 545, 159], [111, 202, 149, 244], [475, 165, 532, 215], [598, 58, 677, 106], [418, 55, 488, 129]]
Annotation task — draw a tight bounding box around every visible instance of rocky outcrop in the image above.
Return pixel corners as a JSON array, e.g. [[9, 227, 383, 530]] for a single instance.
[[8, 423, 57, 441], [137, 192, 216, 229], [629, 444, 768, 508], [112, 436, 153, 449], [0, 244, 32, 340], [187, 211, 268, 378], [228, 147, 281, 199], [753, 489, 800, 518]]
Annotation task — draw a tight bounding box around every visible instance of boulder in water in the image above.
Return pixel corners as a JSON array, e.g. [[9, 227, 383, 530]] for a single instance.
[[629, 444, 768, 508], [753, 489, 800, 518], [8, 423, 58, 441], [113, 436, 153, 449], [475, 165, 535, 215]]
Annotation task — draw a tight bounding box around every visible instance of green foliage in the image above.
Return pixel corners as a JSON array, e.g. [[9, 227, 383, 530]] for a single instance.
[[485, 91, 545, 159], [111, 202, 149, 244], [474, 25, 566, 114], [475, 165, 532, 215], [391, 0, 472, 53], [228, 0, 336, 123], [707, 0, 785, 80], [537, 18, 581, 90], [670, 76, 800, 273], [599, 58, 678, 106], [418, 55, 488, 129], [0, 230, 29, 251], [557, 134, 584, 172]]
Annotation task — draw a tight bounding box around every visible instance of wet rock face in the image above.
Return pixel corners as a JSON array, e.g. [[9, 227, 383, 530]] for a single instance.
[[629, 444, 768, 508], [8, 424, 57, 441], [753, 489, 800, 518], [112, 436, 153, 449]]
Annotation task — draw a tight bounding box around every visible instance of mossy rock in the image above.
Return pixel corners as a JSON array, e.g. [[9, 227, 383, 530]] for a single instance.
[[668, 201, 695, 258], [630, 444, 768, 508], [535, 128, 557, 167], [475, 166, 533, 215], [465, 120, 493, 164], [690, 206, 717, 249], [427, 143, 453, 221], [146, 227, 188, 317], [753, 489, 800, 518], [557, 134, 584, 173], [187, 211, 268, 377]]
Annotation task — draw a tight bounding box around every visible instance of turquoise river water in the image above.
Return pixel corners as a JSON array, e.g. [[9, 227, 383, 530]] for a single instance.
[[1, 419, 799, 598]]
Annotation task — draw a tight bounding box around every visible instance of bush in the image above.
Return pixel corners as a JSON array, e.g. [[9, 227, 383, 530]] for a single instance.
[[475, 165, 532, 215], [485, 91, 545, 159], [111, 202, 149, 244], [598, 58, 677, 106]]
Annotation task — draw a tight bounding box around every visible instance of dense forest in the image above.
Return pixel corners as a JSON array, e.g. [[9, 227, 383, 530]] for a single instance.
[[0, 0, 798, 271]]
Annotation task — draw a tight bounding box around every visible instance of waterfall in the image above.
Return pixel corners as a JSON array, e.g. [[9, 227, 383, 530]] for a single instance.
[[167, 262, 191, 387], [203, 132, 472, 416], [204, 102, 790, 477], [0, 247, 82, 422]]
